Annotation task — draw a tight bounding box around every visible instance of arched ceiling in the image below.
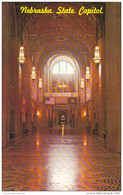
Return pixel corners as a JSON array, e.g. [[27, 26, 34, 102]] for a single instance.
[[14, 2, 105, 70]]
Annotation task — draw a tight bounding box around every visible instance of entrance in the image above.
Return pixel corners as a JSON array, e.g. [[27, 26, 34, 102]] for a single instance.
[[58, 111, 67, 125]]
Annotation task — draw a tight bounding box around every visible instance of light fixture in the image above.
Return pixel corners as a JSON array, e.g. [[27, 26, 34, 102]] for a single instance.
[[93, 18, 101, 66], [85, 67, 91, 79], [86, 18, 91, 79], [83, 111, 86, 116], [31, 67, 36, 80], [38, 78, 42, 89], [18, 46, 26, 66], [93, 46, 101, 65], [37, 110, 40, 116], [58, 84, 67, 88], [80, 78, 84, 89]]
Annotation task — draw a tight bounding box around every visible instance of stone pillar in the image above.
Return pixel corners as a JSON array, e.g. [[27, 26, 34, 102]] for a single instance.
[[105, 2, 121, 153], [2, 3, 11, 146], [10, 39, 19, 137]]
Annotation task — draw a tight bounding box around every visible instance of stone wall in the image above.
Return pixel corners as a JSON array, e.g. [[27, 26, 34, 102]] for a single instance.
[[105, 3, 121, 153]]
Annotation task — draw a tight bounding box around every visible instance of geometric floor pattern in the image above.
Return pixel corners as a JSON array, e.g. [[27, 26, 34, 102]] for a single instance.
[[2, 128, 121, 191]]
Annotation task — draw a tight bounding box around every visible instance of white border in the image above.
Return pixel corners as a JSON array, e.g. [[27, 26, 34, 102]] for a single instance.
[[1, 1, 122, 195]]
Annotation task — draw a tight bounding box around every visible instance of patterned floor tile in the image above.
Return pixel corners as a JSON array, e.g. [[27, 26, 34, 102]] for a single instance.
[[2, 129, 121, 191]]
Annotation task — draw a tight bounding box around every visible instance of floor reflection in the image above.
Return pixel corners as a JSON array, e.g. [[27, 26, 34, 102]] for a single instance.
[[2, 128, 121, 191], [62, 124, 64, 136], [47, 135, 77, 190]]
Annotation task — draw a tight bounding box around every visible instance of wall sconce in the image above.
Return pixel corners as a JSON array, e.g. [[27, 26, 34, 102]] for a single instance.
[[81, 78, 84, 89], [85, 67, 91, 79], [83, 111, 86, 117], [31, 67, 36, 80], [38, 78, 42, 89], [18, 46, 26, 66], [37, 110, 40, 116], [93, 46, 101, 65]]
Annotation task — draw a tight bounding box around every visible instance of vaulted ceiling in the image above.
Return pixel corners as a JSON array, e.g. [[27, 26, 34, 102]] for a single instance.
[[13, 2, 105, 70]]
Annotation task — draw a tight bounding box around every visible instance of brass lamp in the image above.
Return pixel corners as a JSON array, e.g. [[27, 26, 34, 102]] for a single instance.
[[38, 78, 42, 89], [18, 46, 26, 66], [31, 67, 36, 80], [81, 78, 84, 89], [93, 46, 101, 65], [85, 67, 91, 79]]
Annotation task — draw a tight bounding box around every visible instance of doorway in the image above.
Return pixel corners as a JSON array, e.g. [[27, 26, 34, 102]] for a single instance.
[[58, 111, 67, 125], [9, 110, 15, 139]]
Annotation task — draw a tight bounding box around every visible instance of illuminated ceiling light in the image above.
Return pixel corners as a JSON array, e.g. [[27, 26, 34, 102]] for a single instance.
[[18, 46, 26, 66], [93, 46, 101, 65], [38, 78, 42, 89], [85, 67, 91, 79], [80, 78, 84, 89], [31, 67, 36, 80]]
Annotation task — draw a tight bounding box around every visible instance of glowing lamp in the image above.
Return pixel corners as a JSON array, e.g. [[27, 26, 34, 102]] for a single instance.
[[58, 84, 66, 88], [85, 67, 91, 79], [38, 78, 42, 89], [36, 141, 40, 146], [81, 78, 84, 89], [93, 46, 101, 65], [31, 67, 36, 80], [18, 46, 26, 66], [37, 111, 40, 116], [83, 111, 86, 117], [36, 137, 40, 146], [84, 140, 87, 146]]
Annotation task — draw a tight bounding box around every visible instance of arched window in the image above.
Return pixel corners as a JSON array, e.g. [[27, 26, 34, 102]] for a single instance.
[[44, 55, 80, 93], [52, 61, 74, 74]]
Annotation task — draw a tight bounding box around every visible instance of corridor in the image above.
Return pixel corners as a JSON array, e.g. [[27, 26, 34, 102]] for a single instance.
[[2, 128, 121, 191], [2, 2, 121, 192]]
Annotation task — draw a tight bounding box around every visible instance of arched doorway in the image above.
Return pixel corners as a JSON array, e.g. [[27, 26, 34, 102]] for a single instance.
[[44, 54, 81, 129], [58, 111, 67, 125]]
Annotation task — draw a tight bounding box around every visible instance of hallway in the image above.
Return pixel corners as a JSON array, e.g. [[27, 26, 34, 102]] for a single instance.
[[2, 128, 121, 191], [2, 2, 121, 192]]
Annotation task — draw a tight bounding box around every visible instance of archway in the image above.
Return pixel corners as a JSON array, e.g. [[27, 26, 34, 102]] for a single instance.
[[58, 111, 67, 125], [44, 54, 81, 129], [44, 54, 81, 94]]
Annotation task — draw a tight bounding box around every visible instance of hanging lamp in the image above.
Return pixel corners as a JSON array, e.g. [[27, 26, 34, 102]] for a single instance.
[[18, 46, 26, 66], [93, 18, 101, 65], [81, 78, 84, 89], [31, 67, 36, 80], [31, 55, 36, 80], [85, 67, 91, 79], [38, 78, 42, 89], [93, 46, 101, 65], [86, 17, 91, 80]]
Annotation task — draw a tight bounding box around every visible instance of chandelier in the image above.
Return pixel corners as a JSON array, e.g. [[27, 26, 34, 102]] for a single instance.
[[81, 78, 84, 89], [93, 18, 101, 66], [93, 46, 101, 65], [31, 67, 36, 80], [18, 46, 26, 66], [38, 78, 42, 89], [85, 67, 91, 79]]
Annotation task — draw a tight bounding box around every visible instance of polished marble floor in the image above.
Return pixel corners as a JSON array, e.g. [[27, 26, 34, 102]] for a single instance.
[[2, 128, 121, 191]]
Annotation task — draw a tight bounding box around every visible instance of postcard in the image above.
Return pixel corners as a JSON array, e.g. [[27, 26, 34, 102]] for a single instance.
[[2, 1, 121, 193]]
